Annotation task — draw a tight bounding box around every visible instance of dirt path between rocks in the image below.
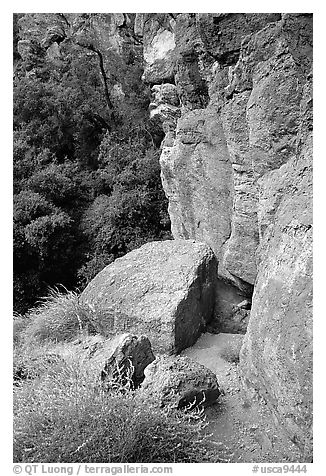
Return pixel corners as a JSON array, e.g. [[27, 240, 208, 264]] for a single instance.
[[182, 333, 302, 463]]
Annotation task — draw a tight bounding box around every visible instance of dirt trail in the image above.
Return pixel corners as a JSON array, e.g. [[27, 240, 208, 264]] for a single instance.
[[182, 333, 302, 463]]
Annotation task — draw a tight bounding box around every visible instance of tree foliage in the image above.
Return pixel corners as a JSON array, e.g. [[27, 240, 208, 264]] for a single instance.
[[13, 13, 171, 313]]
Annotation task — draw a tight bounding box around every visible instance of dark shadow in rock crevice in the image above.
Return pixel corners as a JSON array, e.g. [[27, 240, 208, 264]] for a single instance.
[[207, 277, 253, 335]]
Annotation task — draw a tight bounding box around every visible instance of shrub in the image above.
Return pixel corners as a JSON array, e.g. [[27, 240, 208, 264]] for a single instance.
[[13, 352, 219, 463], [14, 14, 171, 314], [13, 190, 55, 226], [22, 287, 98, 345], [77, 252, 115, 287]]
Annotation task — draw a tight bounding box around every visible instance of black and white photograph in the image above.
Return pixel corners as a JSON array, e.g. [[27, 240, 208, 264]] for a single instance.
[[10, 4, 316, 472]]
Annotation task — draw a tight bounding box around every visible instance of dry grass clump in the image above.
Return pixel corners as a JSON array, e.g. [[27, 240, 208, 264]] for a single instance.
[[13, 312, 30, 345], [13, 353, 218, 463], [21, 287, 98, 345], [13, 340, 78, 385], [13, 287, 219, 463]]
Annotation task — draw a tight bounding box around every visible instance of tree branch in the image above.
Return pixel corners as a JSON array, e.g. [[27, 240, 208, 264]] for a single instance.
[[75, 40, 116, 124]]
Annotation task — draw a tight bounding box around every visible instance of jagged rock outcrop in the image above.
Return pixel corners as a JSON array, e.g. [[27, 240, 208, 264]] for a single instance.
[[80, 240, 217, 354], [140, 355, 220, 409], [149, 83, 181, 147], [139, 14, 177, 84], [140, 13, 313, 458], [18, 13, 140, 58], [16, 13, 142, 104], [80, 333, 155, 389]]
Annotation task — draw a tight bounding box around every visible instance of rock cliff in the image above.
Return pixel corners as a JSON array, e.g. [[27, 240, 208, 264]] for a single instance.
[[138, 13, 313, 458]]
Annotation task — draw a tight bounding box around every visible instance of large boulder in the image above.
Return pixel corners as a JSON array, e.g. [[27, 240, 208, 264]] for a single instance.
[[81, 333, 155, 389], [140, 355, 220, 409], [80, 240, 217, 354]]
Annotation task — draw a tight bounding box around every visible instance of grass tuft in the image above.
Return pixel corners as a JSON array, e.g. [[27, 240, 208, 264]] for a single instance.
[[13, 287, 220, 463], [21, 287, 98, 345], [13, 312, 30, 345], [13, 351, 219, 463]]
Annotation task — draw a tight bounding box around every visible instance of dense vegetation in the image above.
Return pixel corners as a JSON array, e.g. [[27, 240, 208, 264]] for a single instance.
[[13, 13, 171, 314]]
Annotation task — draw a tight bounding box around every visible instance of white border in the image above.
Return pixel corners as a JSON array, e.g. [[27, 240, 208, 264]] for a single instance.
[[3, 3, 324, 474]]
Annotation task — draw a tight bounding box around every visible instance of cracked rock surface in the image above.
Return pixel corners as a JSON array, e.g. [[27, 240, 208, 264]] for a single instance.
[[140, 13, 313, 458], [80, 239, 217, 354]]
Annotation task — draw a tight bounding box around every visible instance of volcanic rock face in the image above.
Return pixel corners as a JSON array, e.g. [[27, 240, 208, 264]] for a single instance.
[[241, 71, 313, 458], [140, 13, 313, 457], [80, 240, 217, 354]]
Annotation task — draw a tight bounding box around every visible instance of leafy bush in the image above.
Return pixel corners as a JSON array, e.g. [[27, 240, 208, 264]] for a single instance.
[[13, 352, 218, 463], [79, 146, 171, 275], [14, 190, 55, 225], [27, 162, 78, 206], [22, 288, 98, 345], [77, 252, 115, 286], [13, 272, 44, 316], [13, 13, 171, 313]]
